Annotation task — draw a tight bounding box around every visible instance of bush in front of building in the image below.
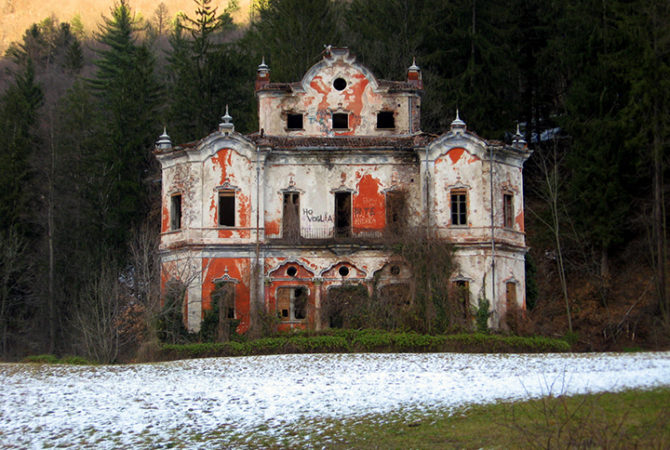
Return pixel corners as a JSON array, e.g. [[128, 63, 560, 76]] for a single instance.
[[156, 330, 570, 360]]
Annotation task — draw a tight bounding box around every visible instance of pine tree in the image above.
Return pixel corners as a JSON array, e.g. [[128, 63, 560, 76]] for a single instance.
[[245, 0, 341, 83], [615, 0, 670, 319], [88, 0, 162, 253], [0, 61, 44, 235], [167, 0, 252, 142], [555, 0, 633, 286], [344, 0, 519, 137]]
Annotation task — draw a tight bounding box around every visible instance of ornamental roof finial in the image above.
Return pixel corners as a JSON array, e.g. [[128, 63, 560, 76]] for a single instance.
[[450, 109, 466, 133], [155, 126, 172, 149], [512, 123, 526, 148], [258, 56, 269, 73], [219, 105, 234, 134]]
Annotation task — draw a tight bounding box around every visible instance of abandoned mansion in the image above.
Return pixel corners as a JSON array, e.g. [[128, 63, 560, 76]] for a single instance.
[[154, 47, 531, 333]]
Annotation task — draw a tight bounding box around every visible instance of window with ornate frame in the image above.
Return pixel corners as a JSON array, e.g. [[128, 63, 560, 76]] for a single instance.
[[450, 190, 467, 226]]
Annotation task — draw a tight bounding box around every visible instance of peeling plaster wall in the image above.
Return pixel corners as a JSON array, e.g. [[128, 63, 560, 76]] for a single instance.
[[258, 50, 420, 137], [263, 151, 421, 239], [263, 250, 398, 332]]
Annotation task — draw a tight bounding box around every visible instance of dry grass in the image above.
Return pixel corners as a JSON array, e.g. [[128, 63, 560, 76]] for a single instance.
[[245, 388, 670, 449]]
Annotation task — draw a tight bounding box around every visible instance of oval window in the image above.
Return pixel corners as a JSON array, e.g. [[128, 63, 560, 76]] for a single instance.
[[338, 266, 350, 277], [286, 266, 298, 277], [333, 78, 347, 91]]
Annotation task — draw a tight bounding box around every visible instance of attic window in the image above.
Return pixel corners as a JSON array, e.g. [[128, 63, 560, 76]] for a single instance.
[[377, 111, 395, 129], [332, 113, 349, 129], [287, 113, 303, 130], [333, 78, 347, 91]]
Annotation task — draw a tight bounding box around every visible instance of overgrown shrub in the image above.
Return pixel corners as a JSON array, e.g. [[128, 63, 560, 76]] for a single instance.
[[22, 354, 59, 364], [156, 330, 570, 360], [322, 284, 371, 329], [475, 296, 491, 333], [504, 301, 535, 336], [156, 281, 188, 344]]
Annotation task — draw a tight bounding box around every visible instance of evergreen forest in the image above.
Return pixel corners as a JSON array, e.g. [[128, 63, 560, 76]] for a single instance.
[[0, 0, 668, 361]]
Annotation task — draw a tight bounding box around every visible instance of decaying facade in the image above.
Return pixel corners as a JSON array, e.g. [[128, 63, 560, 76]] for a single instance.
[[155, 47, 531, 333]]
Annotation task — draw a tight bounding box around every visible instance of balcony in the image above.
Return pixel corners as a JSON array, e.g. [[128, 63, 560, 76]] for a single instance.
[[268, 224, 385, 245]]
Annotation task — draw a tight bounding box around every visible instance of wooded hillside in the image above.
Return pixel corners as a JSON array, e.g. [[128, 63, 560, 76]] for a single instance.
[[0, 0, 667, 361]]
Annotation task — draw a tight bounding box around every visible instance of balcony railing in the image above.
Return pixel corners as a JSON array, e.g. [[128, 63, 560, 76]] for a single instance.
[[270, 225, 385, 244]]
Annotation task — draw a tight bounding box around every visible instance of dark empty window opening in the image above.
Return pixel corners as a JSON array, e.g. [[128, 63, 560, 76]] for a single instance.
[[386, 190, 405, 233], [338, 266, 350, 277], [332, 113, 349, 129], [283, 192, 300, 241], [211, 282, 236, 340], [287, 113, 303, 130], [450, 190, 467, 226], [390, 265, 401, 275], [277, 286, 308, 321], [377, 111, 395, 129], [333, 78, 347, 91], [286, 266, 298, 277], [504, 194, 514, 229], [293, 287, 307, 319], [452, 280, 470, 318], [170, 194, 182, 231], [334, 192, 352, 237], [218, 191, 235, 226]]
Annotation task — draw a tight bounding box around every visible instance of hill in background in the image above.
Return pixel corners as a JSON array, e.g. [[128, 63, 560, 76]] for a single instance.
[[0, 0, 252, 53]]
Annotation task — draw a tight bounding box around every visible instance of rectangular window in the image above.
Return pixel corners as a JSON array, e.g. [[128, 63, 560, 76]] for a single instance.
[[506, 282, 517, 306], [287, 113, 303, 130], [386, 190, 404, 233], [377, 111, 395, 129], [332, 113, 349, 129], [170, 194, 182, 230], [334, 192, 352, 237], [218, 191, 235, 226], [503, 194, 514, 228], [283, 192, 300, 240], [452, 280, 470, 318], [450, 190, 467, 226], [277, 287, 307, 321], [211, 282, 235, 339]]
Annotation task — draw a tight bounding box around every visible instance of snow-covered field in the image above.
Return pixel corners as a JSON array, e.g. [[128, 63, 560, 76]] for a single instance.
[[1, 352, 669, 448]]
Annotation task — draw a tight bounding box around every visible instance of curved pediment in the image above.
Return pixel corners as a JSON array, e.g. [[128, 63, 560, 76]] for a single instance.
[[197, 131, 257, 162], [268, 260, 316, 279], [320, 261, 367, 279], [426, 131, 488, 162], [299, 47, 381, 93]]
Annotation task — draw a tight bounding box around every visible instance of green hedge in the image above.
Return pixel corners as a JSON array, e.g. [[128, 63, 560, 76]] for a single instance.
[[21, 354, 96, 365], [157, 331, 571, 361]]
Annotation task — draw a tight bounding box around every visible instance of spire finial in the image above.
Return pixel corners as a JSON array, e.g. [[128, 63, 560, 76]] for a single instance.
[[512, 122, 526, 148], [258, 56, 269, 72], [156, 126, 172, 149], [450, 109, 466, 133], [409, 57, 420, 71], [219, 105, 234, 134]]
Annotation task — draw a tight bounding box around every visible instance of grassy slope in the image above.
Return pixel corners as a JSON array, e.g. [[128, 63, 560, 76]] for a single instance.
[[229, 388, 670, 448]]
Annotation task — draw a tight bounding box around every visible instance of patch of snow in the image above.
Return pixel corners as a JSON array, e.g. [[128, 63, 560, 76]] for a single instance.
[[1, 352, 669, 447]]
